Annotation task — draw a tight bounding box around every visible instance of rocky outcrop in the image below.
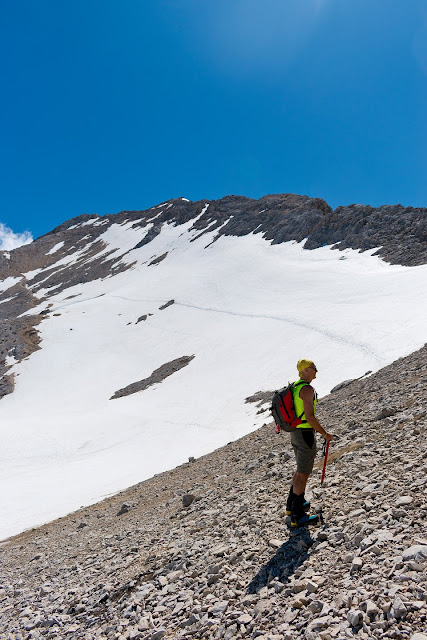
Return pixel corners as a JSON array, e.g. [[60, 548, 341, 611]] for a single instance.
[[159, 300, 175, 311], [1, 345, 426, 639], [304, 203, 427, 266], [111, 356, 195, 399], [0, 301, 43, 397]]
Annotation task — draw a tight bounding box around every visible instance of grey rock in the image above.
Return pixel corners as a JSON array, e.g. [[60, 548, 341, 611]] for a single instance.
[[305, 580, 318, 593], [347, 609, 363, 626], [391, 596, 408, 619], [331, 379, 356, 393], [179, 614, 199, 628], [207, 564, 221, 574], [182, 494, 195, 508], [292, 581, 306, 593], [237, 613, 253, 625], [117, 503, 131, 516], [375, 407, 398, 420], [365, 600, 380, 619], [351, 557, 363, 572], [138, 617, 151, 631], [308, 600, 324, 613], [402, 545, 427, 562], [305, 616, 332, 640], [268, 539, 283, 549], [209, 600, 229, 615]]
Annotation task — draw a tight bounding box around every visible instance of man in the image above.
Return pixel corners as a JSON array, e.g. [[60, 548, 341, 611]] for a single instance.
[[286, 358, 333, 527]]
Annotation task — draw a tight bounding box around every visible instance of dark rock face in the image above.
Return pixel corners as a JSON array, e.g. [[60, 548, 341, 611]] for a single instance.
[[110, 355, 195, 399], [109, 194, 426, 266], [0, 314, 43, 396], [304, 203, 427, 266]]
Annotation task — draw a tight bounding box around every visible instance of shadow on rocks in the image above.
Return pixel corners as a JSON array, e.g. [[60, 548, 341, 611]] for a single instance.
[[246, 529, 314, 594]]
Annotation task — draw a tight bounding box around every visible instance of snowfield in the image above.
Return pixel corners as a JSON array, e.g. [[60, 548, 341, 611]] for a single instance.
[[0, 215, 426, 540]]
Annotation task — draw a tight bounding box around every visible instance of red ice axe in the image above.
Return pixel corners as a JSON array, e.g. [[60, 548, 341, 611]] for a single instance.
[[321, 440, 330, 484]]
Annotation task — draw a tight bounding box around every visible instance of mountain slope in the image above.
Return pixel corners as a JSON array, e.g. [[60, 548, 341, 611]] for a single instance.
[[0, 194, 426, 540], [1, 345, 426, 639]]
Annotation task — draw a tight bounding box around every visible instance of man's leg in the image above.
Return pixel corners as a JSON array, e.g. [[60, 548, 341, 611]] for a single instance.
[[292, 471, 309, 495], [289, 431, 318, 527]]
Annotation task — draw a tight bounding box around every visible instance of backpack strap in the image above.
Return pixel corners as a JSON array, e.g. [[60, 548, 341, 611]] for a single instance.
[[292, 380, 309, 422]]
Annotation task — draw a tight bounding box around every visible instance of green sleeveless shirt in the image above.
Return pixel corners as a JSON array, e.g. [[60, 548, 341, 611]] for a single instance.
[[292, 379, 318, 429]]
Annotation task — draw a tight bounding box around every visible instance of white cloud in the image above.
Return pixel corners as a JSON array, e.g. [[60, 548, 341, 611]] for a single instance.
[[0, 223, 33, 251]]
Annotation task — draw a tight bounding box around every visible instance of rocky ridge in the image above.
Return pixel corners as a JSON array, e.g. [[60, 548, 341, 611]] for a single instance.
[[0, 193, 425, 400], [1, 344, 426, 640]]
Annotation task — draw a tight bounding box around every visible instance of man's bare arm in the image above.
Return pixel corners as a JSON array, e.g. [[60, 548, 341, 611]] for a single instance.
[[300, 385, 333, 441]]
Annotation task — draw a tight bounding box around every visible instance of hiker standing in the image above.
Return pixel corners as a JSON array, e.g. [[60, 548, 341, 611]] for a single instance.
[[286, 359, 333, 527]]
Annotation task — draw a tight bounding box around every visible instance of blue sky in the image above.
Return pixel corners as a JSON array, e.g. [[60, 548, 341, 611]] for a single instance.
[[1, 0, 426, 242]]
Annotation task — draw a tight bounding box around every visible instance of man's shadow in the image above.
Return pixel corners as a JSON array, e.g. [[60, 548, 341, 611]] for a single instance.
[[247, 528, 315, 593]]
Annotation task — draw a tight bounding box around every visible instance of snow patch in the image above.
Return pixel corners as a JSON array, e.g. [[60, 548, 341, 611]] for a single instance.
[[0, 295, 17, 305], [46, 242, 65, 255], [0, 276, 22, 292], [84, 221, 154, 265]]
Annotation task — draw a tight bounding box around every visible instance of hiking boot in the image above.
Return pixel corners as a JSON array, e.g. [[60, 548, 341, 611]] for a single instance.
[[290, 513, 319, 528], [289, 492, 318, 527], [286, 487, 310, 516], [285, 499, 310, 517]]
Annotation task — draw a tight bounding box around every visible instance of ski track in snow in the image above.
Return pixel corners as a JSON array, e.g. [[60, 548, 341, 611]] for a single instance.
[[174, 301, 382, 363], [46, 292, 380, 361], [110, 294, 382, 363], [49, 288, 383, 363]]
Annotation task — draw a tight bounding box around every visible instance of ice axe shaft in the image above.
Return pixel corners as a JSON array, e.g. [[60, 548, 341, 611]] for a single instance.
[[321, 440, 330, 484]]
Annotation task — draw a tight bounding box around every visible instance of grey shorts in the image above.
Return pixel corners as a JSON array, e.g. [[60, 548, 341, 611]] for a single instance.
[[291, 429, 317, 475]]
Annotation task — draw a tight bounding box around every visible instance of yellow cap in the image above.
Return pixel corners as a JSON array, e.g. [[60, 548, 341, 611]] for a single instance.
[[297, 358, 314, 374]]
